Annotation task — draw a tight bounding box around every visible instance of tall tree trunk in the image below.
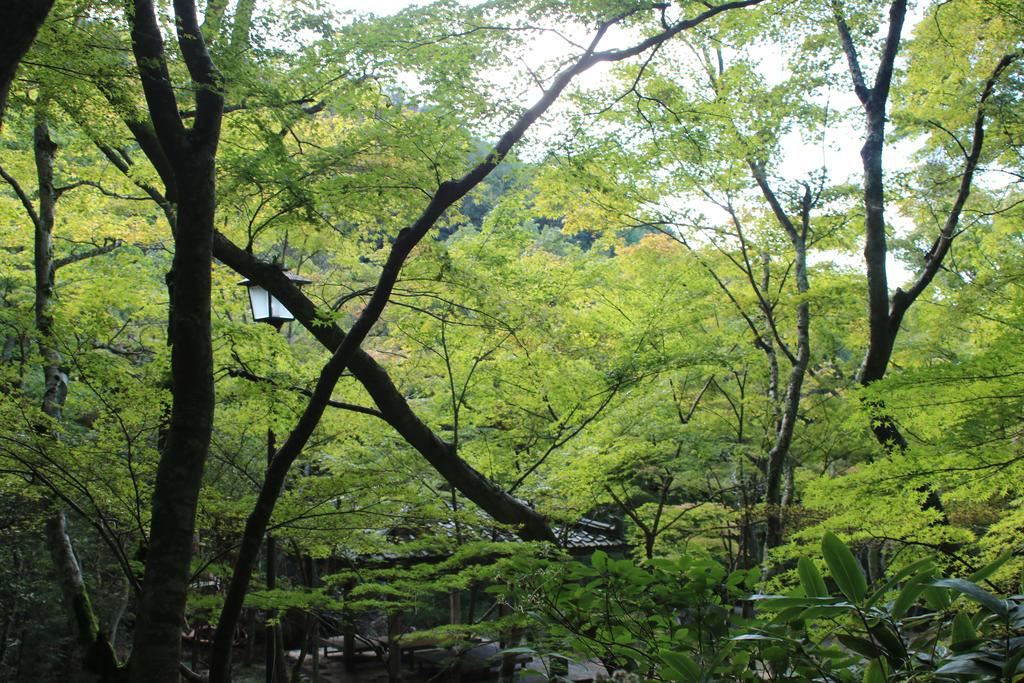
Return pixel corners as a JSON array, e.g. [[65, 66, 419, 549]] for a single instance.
[[854, 91, 912, 450], [781, 457, 795, 508], [387, 612, 402, 683], [265, 429, 286, 683], [32, 104, 67, 422], [125, 0, 223, 678], [127, 161, 216, 682], [749, 167, 812, 550], [27, 101, 121, 681], [849, 26, 1019, 455], [108, 575, 131, 651], [834, 0, 909, 448], [290, 555, 319, 683], [832, 4, 1022, 559], [0, 549, 23, 669], [46, 513, 120, 679], [310, 621, 320, 683]]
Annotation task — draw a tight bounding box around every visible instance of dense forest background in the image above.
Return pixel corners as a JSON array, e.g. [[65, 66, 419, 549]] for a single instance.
[[0, 0, 1021, 681]]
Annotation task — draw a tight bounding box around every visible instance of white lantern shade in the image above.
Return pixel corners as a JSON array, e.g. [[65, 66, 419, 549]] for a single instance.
[[239, 270, 311, 327], [247, 284, 294, 323]]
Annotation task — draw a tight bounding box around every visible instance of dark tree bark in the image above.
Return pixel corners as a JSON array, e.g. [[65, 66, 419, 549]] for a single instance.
[[835, 0, 915, 449], [31, 106, 68, 421], [124, 0, 224, 680], [213, 232, 557, 542], [265, 430, 287, 683], [0, 0, 54, 126], [842, 0, 906, 382]]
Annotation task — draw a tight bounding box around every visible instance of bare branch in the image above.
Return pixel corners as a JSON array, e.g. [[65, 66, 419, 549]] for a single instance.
[[225, 366, 385, 420], [55, 179, 152, 202], [894, 51, 1021, 315], [0, 164, 41, 228], [832, 3, 870, 104], [872, 0, 908, 108], [53, 238, 122, 270]]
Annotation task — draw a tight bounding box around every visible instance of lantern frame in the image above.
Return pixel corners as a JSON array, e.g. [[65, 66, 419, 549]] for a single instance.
[[238, 269, 313, 329]]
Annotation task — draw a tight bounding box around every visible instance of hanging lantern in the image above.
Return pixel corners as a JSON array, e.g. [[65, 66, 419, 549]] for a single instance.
[[239, 269, 312, 329]]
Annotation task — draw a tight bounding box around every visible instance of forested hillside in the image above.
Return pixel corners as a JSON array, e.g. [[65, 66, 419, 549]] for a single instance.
[[0, 0, 1021, 681]]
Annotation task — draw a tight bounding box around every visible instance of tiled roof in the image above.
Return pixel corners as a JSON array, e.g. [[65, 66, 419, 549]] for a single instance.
[[558, 518, 622, 550], [338, 517, 626, 566]]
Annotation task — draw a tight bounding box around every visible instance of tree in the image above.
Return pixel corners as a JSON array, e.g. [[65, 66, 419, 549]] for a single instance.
[[4, 0, 1020, 678], [210, 5, 770, 677], [833, 0, 1021, 448], [118, 0, 224, 678], [4, 0, 768, 679], [513, 13, 851, 553]]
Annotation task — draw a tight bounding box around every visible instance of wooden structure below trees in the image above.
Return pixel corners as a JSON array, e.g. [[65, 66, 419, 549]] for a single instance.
[[285, 517, 626, 681]]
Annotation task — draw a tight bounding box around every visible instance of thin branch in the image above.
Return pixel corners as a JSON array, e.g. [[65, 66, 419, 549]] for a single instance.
[[0, 164, 40, 228], [55, 179, 152, 202], [895, 51, 1021, 313], [53, 239, 122, 270], [832, 2, 869, 104], [872, 0, 908, 108], [925, 118, 970, 159], [508, 383, 622, 494], [672, 375, 714, 424], [225, 366, 385, 420]]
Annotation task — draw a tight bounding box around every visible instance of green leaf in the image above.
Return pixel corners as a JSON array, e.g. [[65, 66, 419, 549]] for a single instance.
[[732, 633, 786, 642], [706, 641, 735, 670], [773, 605, 810, 624], [950, 611, 979, 651], [932, 578, 1008, 617], [837, 634, 882, 659], [968, 550, 1013, 583], [935, 654, 1001, 676], [1003, 647, 1024, 678], [659, 649, 701, 682], [752, 594, 829, 610], [800, 604, 856, 620], [863, 658, 887, 683], [869, 622, 907, 663], [822, 532, 867, 604], [866, 558, 935, 608], [922, 586, 952, 611], [798, 557, 829, 598], [892, 571, 932, 619]]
